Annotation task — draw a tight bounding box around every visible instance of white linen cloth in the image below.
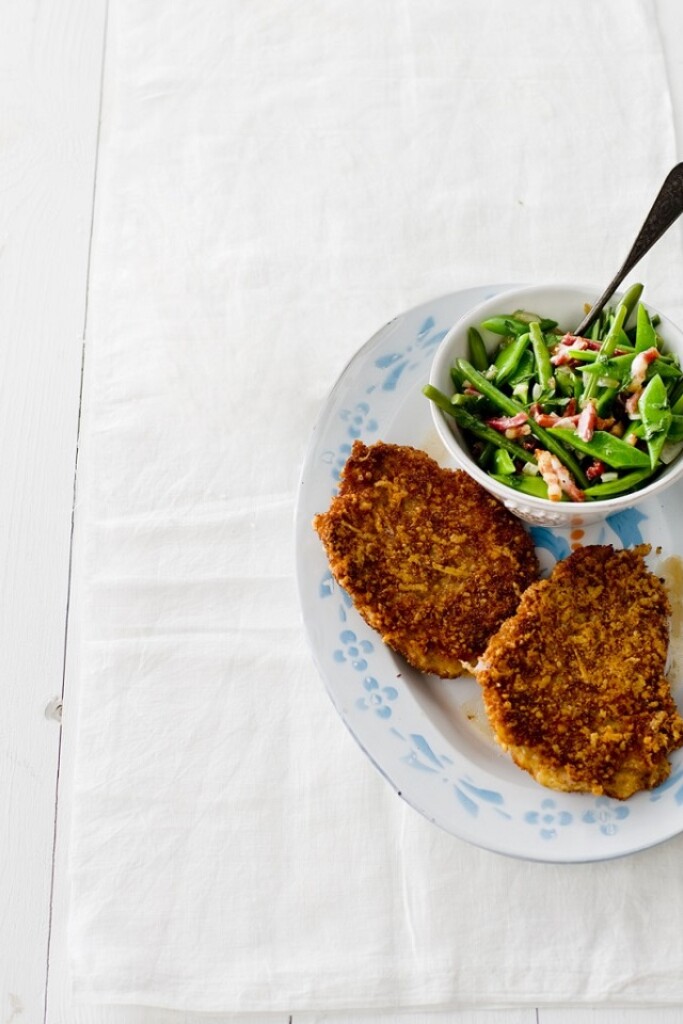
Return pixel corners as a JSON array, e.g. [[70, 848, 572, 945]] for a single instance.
[[68, 0, 683, 1011]]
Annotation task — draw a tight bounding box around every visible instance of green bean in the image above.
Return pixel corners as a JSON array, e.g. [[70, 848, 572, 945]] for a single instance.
[[619, 282, 645, 324], [455, 359, 589, 486], [595, 385, 620, 418], [422, 383, 461, 419], [422, 384, 535, 463], [584, 468, 653, 499], [490, 473, 552, 499], [477, 440, 496, 469], [468, 327, 489, 372], [529, 321, 555, 395], [582, 302, 629, 404], [454, 359, 520, 416], [547, 428, 651, 469], [565, 346, 635, 365], [450, 364, 468, 389]]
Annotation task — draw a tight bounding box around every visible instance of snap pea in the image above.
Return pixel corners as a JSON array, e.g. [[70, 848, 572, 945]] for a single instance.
[[618, 281, 645, 322], [638, 374, 670, 437], [581, 302, 629, 404], [468, 326, 489, 372], [490, 473, 551, 499], [635, 302, 657, 353], [583, 468, 653, 499], [547, 428, 652, 469], [638, 373, 671, 469], [580, 352, 636, 382], [480, 315, 529, 337], [507, 348, 536, 386], [494, 331, 531, 385], [493, 449, 516, 475], [511, 310, 558, 332]]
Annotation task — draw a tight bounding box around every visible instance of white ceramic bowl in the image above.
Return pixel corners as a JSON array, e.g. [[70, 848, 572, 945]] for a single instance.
[[429, 282, 683, 527]]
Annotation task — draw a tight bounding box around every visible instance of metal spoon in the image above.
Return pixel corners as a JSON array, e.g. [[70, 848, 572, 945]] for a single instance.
[[574, 162, 683, 336]]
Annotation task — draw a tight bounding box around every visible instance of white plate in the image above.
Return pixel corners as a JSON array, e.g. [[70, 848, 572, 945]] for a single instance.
[[295, 285, 683, 862]]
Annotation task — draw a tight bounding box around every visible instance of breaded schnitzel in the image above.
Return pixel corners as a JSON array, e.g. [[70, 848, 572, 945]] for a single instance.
[[477, 544, 683, 799], [313, 441, 539, 677]]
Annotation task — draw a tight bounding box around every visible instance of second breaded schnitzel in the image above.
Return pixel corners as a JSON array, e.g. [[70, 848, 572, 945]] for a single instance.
[[313, 441, 539, 677], [477, 544, 683, 799]]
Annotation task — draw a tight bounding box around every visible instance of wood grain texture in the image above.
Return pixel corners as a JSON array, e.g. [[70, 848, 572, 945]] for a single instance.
[[0, 1, 107, 1022], [299, 1013, 536, 1024], [541, 1011, 683, 1024]]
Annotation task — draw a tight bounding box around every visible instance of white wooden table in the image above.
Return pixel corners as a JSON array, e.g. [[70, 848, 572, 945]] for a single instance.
[[4, 2, 683, 1022]]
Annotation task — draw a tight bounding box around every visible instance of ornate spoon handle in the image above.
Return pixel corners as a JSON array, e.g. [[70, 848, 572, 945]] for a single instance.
[[575, 163, 683, 336]]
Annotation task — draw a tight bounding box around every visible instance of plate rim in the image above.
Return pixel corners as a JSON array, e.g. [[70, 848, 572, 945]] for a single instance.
[[294, 284, 683, 863]]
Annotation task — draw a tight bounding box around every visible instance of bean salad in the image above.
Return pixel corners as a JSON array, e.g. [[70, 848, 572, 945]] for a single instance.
[[424, 284, 683, 502]]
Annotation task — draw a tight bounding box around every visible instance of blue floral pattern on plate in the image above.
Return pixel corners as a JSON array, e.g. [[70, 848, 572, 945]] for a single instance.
[[296, 285, 683, 862]]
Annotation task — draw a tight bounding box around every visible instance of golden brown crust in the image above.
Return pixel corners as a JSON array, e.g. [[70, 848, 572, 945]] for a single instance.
[[477, 544, 683, 798], [313, 440, 539, 677]]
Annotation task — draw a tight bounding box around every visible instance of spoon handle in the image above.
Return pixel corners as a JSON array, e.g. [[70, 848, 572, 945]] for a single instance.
[[575, 162, 683, 336]]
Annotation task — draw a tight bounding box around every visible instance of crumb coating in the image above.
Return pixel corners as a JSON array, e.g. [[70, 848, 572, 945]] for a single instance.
[[477, 544, 683, 798], [313, 440, 539, 677]]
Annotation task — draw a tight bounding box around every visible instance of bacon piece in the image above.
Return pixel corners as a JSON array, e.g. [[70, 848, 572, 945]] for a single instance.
[[486, 412, 528, 432], [536, 450, 585, 502], [559, 333, 591, 347], [630, 347, 659, 388], [551, 335, 589, 366], [551, 332, 636, 368], [533, 411, 580, 429], [577, 400, 597, 442], [530, 402, 580, 429], [596, 415, 615, 431], [625, 389, 642, 417], [504, 425, 531, 439], [586, 459, 606, 481]]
